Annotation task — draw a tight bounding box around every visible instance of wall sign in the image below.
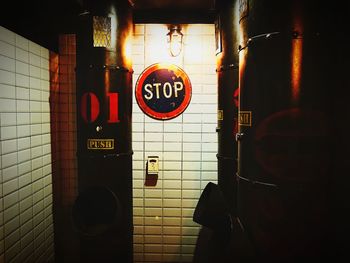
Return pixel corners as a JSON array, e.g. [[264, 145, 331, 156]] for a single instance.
[[135, 63, 192, 120]]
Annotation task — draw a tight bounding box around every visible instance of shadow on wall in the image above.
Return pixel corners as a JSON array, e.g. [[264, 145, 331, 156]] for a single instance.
[[49, 34, 80, 262]]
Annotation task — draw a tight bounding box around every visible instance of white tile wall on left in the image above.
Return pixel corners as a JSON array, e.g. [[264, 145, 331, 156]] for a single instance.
[[0, 26, 54, 262]]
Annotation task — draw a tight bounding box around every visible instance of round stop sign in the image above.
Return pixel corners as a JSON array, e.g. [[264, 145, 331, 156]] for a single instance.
[[135, 63, 192, 120]]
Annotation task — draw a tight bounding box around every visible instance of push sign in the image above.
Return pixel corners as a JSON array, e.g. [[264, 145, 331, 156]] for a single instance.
[[135, 63, 192, 120]]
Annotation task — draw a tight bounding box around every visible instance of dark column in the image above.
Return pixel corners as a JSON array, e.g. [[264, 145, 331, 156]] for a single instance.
[[237, 0, 340, 261], [74, 0, 133, 262], [216, 0, 240, 216]]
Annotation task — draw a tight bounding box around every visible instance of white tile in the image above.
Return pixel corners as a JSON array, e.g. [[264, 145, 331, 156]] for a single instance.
[[182, 226, 200, 237], [133, 189, 144, 199], [163, 171, 181, 180], [44, 175, 52, 187], [30, 124, 42, 135], [145, 133, 162, 141], [0, 40, 15, 58], [0, 55, 15, 71], [29, 53, 40, 67], [29, 65, 40, 78], [0, 69, 15, 85], [4, 233, 20, 260], [1, 139, 17, 154], [30, 135, 41, 147], [182, 180, 201, 190], [42, 164, 52, 176], [17, 125, 30, 138], [201, 171, 217, 180], [2, 165, 18, 182], [200, 104, 217, 114], [33, 200, 44, 216], [41, 102, 50, 113], [163, 133, 182, 142], [1, 126, 17, 140], [163, 142, 181, 152], [0, 26, 15, 43], [3, 178, 18, 196], [15, 47, 29, 63], [29, 41, 41, 55], [15, 35, 28, 50], [40, 57, 50, 70], [18, 149, 31, 163], [20, 209, 32, 226], [31, 157, 42, 170], [163, 151, 181, 161], [201, 152, 216, 161], [163, 209, 181, 217], [201, 161, 216, 171], [202, 133, 216, 142], [183, 152, 201, 161], [17, 100, 30, 112], [144, 208, 162, 217], [31, 146, 42, 159], [40, 79, 49, 91], [16, 74, 29, 88], [41, 90, 49, 102], [42, 134, 50, 144], [29, 77, 40, 90], [0, 83, 15, 99], [16, 87, 29, 100], [0, 112, 16, 126], [15, 60, 29, 75], [0, 98, 16, 112], [202, 123, 216, 132], [33, 182, 43, 198], [163, 199, 181, 208], [44, 195, 52, 207], [183, 142, 201, 152], [4, 204, 19, 223], [183, 133, 201, 142], [4, 191, 19, 210], [163, 217, 181, 226], [182, 171, 200, 180], [41, 68, 49, 81], [145, 142, 162, 151], [144, 199, 162, 208], [145, 123, 163, 132], [44, 185, 52, 197], [201, 142, 217, 152], [182, 190, 200, 199], [183, 113, 202, 123], [19, 172, 31, 187], [30, 100, 43, 112], [202, 84, 216, 94], [4, 216, 19, 239], [183, 123, 201, 133], [163, 180, 181, 189], [163, 161, 181, 171], [144, 189, 162, 198], [30, 112, 42, 126], [19, 185, 32, 201], [41, 112, 50, 123], [30, 89, 41, 101], [42, 155, 51, 166]]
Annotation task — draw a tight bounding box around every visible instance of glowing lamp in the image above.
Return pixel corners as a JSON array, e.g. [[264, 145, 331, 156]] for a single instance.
[[167, 25, 183, 57]]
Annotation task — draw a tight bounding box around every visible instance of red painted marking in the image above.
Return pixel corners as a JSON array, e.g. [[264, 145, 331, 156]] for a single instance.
[[81, 92, 99, 123], [107, 92, 120, 123]]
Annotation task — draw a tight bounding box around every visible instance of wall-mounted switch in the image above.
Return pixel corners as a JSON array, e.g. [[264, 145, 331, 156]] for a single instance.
[[147, 156, 159, 175]]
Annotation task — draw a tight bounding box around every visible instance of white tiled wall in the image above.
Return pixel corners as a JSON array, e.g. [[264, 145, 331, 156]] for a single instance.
[[0, 26, 54, 262], [132, 24, 217, 262]]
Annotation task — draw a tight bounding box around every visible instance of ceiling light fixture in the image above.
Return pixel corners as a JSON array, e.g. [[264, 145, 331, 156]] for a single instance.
[[167, 25, 183, 57]]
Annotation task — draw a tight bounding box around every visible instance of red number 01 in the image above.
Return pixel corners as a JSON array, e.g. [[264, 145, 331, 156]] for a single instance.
[[81, 92, 119, 123]]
